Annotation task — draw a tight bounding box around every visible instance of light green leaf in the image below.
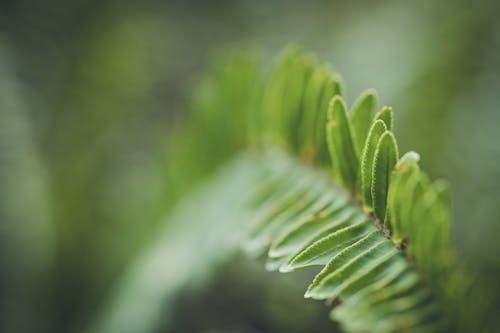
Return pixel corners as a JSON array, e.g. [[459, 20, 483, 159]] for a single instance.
[[305, 230, 388, 298], [301, 65, 330, 157], [279, 208, 364, 272], [350, 89, 377, 155], [360, 120, 387, 208], [316, 74, 343, 165], [326, 96, 359, 192], [268, 197, 349, 258], [384, 151, 420, 231], [283, 219, 374, 271], [313, 246, 399, 301], [374, 106, 394, 130], [372, 131, 399, 220]]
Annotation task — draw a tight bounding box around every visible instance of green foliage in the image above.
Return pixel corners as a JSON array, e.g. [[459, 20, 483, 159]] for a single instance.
[[142, 48, 468, 333], [94, 48, 479, 333], [372, 131, 399, 221], [360, 120, 387, 209], [349, 89, 377, 155], [326, 96, 359, 192], [375, 106, 394, 130], [260, 48, 342, 164], [3, 2, 499, 332], [242, 151, 448, 332]]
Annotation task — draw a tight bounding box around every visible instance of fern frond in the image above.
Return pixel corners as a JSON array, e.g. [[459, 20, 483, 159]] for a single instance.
[[242, 152, 449, 333], [179, 48, 457, 332], [95, 48, 463, 333]]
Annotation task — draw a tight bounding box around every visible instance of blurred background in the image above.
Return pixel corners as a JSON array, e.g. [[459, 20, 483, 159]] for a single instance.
[[0, 0, 499, 332]]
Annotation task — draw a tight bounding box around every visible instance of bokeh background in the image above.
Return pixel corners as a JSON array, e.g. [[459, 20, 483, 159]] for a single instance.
[[1, 0, 499, 332]]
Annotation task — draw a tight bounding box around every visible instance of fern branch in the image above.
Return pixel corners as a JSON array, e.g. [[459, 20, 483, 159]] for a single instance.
[[92, 47, 465, 333], [242, 151, 449, 332], [167, 48, 458, 332]]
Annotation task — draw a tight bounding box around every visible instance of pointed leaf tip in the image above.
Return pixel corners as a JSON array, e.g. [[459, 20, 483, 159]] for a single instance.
[[327, 95, 345, 120], [350, 89, 377, 155], [395, 151, 420, 171], [374, 106, 394, 131]]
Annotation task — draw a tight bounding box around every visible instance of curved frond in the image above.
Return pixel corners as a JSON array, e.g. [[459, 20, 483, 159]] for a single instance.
[[94, 48, 467, 333], [242, 152, 449, 333], [181, 49, 458, 332]]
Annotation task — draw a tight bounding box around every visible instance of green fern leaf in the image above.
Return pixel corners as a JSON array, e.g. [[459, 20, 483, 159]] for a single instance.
[[242, 152, 448, 332], [349, 89, 377, 155], [374, 106, 394, 130], [360, 120, 387, 209], [372, 131, 399, 221], [385, 151, 420, 239], [326, 96, 359, 192], [96, 49, 464, 333], [282, 218, 373, 272]]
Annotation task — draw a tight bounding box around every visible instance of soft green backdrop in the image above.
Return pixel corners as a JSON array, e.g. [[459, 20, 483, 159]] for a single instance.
[[1, 0, 499, 332]]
